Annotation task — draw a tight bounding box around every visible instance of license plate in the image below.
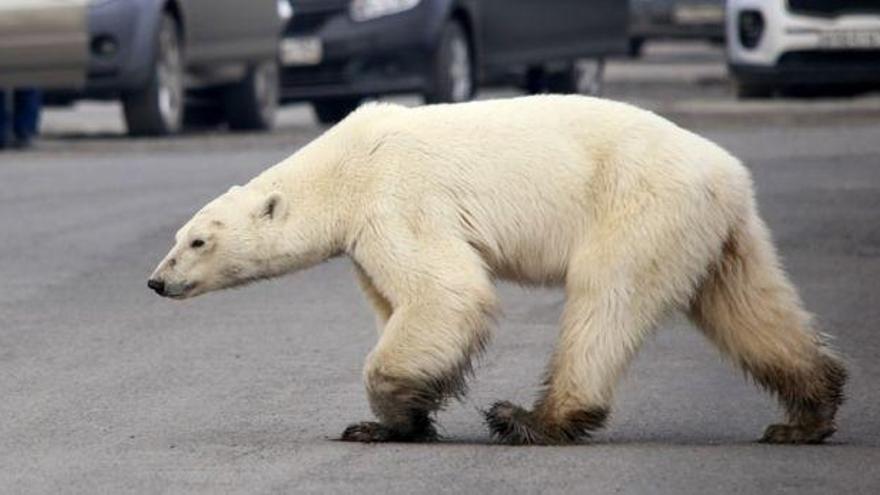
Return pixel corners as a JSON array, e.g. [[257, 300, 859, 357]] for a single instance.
[[280, 37, 322, 66], [818, 31, 880, 49], [674, 5, 724, 25]]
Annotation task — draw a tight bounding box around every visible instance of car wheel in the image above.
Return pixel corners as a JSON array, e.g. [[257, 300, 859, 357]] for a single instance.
[[225, 60, 279, 131], [546, 58, 605, 97], [424, 21, 474, 104], [122, 13, 184, 136], [736, 81, 774, 99], [311, 97, 362, 125], [524, 66, 548, 95]]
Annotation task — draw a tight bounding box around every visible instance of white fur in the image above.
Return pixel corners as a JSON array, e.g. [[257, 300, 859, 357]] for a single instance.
[[151, 95, 833, 437]]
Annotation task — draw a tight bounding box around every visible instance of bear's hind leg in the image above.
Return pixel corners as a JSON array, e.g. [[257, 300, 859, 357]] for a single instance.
[[689, 215, 847, 444]]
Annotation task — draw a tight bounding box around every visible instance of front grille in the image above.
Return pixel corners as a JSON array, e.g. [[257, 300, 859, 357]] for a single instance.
[[787, 0, 880, 17], [778, 49, 880, 68], [281, 62, 350, 87]]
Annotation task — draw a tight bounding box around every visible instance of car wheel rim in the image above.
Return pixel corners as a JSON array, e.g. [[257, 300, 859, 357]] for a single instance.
[[157, 22, 183, 130], [448, 34, 472, 102], [574, 58, 604, 96]]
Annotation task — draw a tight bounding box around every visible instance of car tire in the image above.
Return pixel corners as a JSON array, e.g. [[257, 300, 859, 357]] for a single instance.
[[735, 82, 774, 99], [224, 60, 279, 131], [524, 66, 548, 95], [424, 21, 474, 104], [628, 37, 645, 58], [311, 97, 362, 125], [122, 13, 184, 136], [545, 59, 605, 96]]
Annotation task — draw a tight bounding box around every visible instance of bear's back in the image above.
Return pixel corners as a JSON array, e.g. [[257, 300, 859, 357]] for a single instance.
[[335, 96, 746, 285]]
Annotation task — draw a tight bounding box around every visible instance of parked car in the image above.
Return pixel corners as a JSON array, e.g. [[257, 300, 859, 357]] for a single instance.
[[48, 0, 286, 136], [728, 0, 880, 98], [279, 0, 629, 124], [629, 0, 725, 57], [0, 0, 89, 89]]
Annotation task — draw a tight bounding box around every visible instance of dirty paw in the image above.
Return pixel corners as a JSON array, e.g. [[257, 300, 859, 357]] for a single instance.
[[340, 421, 438, 443], [340, 421, 396, 443], [760, 423, 836, 444], [484, 401, 553, 445]]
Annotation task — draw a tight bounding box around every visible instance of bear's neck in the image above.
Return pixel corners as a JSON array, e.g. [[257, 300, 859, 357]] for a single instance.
[[248, 142, 366, 261]]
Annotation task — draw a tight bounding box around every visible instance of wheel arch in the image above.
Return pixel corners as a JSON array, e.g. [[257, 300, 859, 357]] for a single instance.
[[447, 2, 480, 81], [161, 0, 185, 44]]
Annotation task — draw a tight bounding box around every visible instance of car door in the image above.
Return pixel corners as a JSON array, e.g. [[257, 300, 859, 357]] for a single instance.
[[479, 0, 628, 69], [0, 0, 89, 88], [179, 0, 282, 65], [479, 0, 538, 68], [565, 0, 628, 56]]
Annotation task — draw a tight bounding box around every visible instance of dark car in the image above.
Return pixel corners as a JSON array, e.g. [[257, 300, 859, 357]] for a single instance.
[[49, 0, 286, 136], [279, 0, 629, 123], [629, 0, 724, 57]]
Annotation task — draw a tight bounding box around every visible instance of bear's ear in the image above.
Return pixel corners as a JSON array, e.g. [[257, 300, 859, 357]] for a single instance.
[[260, 191, 288, 221]]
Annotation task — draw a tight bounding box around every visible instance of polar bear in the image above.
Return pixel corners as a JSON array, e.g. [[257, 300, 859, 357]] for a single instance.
[[148, 95, 846, 445]]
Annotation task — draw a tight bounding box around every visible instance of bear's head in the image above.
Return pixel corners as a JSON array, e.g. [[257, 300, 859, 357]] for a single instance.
[[148, 185, 307, 299]]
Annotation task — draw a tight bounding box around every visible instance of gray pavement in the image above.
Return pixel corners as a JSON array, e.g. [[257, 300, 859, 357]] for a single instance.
[[2, 42, 880, 494]]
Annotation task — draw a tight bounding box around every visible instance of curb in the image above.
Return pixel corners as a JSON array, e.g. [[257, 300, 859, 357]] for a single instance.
[[643, 97, 880, 126]]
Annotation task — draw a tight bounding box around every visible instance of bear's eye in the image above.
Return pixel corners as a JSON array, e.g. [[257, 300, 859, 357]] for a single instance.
[[190, 239, 205, 249]]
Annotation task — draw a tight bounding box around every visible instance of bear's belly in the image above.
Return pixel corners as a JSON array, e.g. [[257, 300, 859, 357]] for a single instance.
[[457, 186, 586, 287], [469, 232, 574, 287]]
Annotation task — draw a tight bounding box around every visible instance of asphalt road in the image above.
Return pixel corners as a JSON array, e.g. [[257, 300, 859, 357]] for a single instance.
[[2, 44, 880, 494]]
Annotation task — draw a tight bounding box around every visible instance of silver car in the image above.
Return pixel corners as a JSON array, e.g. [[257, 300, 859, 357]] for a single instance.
[[0, 0, 90, 89], [34, 1, 286, 136]]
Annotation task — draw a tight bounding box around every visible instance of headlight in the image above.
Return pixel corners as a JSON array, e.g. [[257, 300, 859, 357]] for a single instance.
[[350, 0, 420, 22], [278, 0, 293, 22]]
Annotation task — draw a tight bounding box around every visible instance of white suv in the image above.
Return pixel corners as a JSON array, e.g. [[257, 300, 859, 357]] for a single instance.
[[727, 0, 880, 97]]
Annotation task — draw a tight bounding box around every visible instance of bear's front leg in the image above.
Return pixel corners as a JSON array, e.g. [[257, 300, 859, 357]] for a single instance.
[[341, 226, 497, 443], [341, 287, 497, 443], [341, 371, 440, 443]]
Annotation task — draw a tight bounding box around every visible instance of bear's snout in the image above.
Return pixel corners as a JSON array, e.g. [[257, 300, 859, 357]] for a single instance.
[[147, 278, 166, 296]]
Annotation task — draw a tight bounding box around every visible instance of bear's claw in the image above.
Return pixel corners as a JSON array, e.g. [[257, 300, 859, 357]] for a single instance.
[[340, 421, 438, 443], [484, 400, 609, 445], [759, 423, 836, 444], [484, 401, 555, 445], [340, 421, 395, 443]]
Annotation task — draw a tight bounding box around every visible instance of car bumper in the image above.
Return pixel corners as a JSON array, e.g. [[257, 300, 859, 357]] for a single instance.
[[279, 3, 439, 101], [728, 0, 880, 65], [78, 0, 158, 97], [730, 51, 880, 85]]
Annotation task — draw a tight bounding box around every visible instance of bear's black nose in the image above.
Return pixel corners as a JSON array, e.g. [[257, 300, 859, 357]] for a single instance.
[[147, 279, 165, 296]]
